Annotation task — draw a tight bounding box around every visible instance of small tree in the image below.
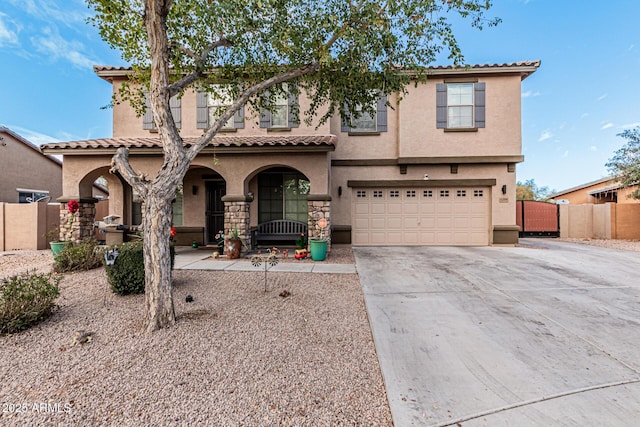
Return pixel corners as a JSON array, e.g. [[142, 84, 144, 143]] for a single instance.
[[88, 0, 499, 332], [606, 127, 640, 200], [516, 179, 553, 201]]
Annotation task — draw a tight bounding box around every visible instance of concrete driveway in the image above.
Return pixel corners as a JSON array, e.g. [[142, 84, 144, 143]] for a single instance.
[[355, 239, 640, 426]]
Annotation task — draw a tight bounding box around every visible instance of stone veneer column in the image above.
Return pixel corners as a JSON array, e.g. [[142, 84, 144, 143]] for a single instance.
[[222, 195, 252, 252], [307, 194, 331, 247], [58, 198, 98, 243]]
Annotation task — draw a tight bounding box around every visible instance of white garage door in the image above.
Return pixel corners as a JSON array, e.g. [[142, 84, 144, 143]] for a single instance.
[[352, 187, 490, 246]]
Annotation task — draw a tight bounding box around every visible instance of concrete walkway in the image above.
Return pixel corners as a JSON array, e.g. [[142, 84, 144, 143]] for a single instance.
[[173, 247, 356, 274]]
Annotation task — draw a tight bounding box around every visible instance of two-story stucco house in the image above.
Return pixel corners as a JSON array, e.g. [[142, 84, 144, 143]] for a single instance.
[[42, 61, 539, 247]]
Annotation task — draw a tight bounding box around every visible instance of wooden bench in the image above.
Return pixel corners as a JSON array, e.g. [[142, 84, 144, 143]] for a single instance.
[[252, 220, 307, 246]]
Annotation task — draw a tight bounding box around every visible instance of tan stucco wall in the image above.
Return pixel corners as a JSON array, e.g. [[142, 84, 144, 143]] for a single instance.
[[0, 131, 63, 203], [330, 93, 399, 159], [396, 76, 522, 158], [558, 203, 640, 240], [615, 204, 640, 239], [111, 80, 331, 138], [1, 202, 52, 250]]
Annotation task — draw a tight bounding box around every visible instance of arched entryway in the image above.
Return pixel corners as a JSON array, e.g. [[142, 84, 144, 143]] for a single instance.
[[254, 167, 310, 225], [182, 166, 226, 245]]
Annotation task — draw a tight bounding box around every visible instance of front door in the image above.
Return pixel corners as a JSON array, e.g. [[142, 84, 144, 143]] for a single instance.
[[205, 181, 226, 244]]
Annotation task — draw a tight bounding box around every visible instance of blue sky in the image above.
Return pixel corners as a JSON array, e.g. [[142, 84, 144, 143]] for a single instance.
[[1, 0, 639, 192]]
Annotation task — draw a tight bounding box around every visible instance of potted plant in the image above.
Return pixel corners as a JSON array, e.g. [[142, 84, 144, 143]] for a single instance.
[[214, 230, 225, 256], [309, 220, 328, 261], [225, 225, 242, 259], [48, 199, 80, 257], [46, 226, 69, 258]]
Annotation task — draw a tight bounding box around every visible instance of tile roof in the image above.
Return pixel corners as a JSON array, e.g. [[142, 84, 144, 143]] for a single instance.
[[94, 61, 541, 75], [41, 135, 337, 151]]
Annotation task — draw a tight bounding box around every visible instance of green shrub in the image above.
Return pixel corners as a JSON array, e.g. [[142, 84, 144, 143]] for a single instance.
[[104, 241, 175, 295], [1, 271, 61, 335], [53, 241, 104, 273]]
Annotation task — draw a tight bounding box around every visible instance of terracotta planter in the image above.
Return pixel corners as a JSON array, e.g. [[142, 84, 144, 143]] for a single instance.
[[225, 238, 242, 259]]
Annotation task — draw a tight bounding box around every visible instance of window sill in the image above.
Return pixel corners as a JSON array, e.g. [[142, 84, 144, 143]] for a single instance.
[[444, 127, 479, 132], [267, 127, 292, 132], [348, 131, 381, 136], [217, 128, 238, 133]]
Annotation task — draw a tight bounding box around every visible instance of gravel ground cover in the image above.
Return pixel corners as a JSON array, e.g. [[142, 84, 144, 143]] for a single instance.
[[560, 238, 640, 252], [0, 250, 391, 426]]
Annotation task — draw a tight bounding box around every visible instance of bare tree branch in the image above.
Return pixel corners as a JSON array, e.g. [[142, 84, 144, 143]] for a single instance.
[[186, 62, 320, 161], [110, 147, 149, 196], [168, 38, 233, 96]]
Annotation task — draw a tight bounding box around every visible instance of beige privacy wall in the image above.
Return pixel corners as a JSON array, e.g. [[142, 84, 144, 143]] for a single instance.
[[0, 203, 60, 251], [559, 203, 640, 240]]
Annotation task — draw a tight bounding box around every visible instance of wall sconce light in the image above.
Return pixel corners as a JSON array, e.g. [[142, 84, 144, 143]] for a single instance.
[[192, 185, 199, 195], [501, 185, 507, 195], [338, 186, 342, 196]]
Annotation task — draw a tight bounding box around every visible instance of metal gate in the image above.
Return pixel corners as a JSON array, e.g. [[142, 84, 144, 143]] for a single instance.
[[516, 200, 559, 237]]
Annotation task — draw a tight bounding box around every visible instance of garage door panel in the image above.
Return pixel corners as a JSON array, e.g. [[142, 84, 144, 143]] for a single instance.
[[470, 216, 487, 228], [353, 187, 489, 246], [437, 217, 453, 228], [403, 232, 419, 244], [354, 218, 370, 229], [355, 203, 370, 214], [454, 216, 471, 228], [371, 203, 386, 215], [353, 231, 370, 245], [387, 232, 403, 244], [437, 204, 453, 214], [420, 204, 436, 214], [369, 232, 387, 245], [420, 217, 436, 228], [404, 217, 420, 229], [471, 203, 487, 213], [371, 217, 386, 229], [388, 204, 403, 214], [404, 203, 419, 214]]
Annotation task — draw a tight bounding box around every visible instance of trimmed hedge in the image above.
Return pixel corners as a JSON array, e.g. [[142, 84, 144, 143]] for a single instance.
[[104, 241, 175, 295], [1, 271, 61, 335]]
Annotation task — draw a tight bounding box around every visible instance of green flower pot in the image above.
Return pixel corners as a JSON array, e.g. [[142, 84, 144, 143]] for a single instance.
[[309, 238, 328, 261], [50, 241, 70, 258]]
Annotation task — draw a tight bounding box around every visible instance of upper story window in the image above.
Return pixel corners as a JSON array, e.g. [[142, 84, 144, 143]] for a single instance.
[[271, 89, 289, 128], [436, 82, 485, 130], [341, 94, 388, 134], [197, 87, 245, 130], [260, 83, 299, 130], [143, 92, 182, 130], [208, 86, 234, 129]]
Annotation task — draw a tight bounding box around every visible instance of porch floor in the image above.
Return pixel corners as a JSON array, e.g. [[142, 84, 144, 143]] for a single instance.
[[173, 247, 356, 274]]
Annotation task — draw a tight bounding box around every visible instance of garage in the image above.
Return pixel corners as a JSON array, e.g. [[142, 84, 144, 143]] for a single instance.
[[352, 186, 490, 245]]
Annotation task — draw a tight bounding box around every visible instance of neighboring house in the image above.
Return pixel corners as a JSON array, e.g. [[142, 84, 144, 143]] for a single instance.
[[549, 177, 640, 205], [42, 61, 539, 247], [0, 126, 64, 203]]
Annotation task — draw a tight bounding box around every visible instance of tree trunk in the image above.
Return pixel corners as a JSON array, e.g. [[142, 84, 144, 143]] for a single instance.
[[142, 191, 175, 332]]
